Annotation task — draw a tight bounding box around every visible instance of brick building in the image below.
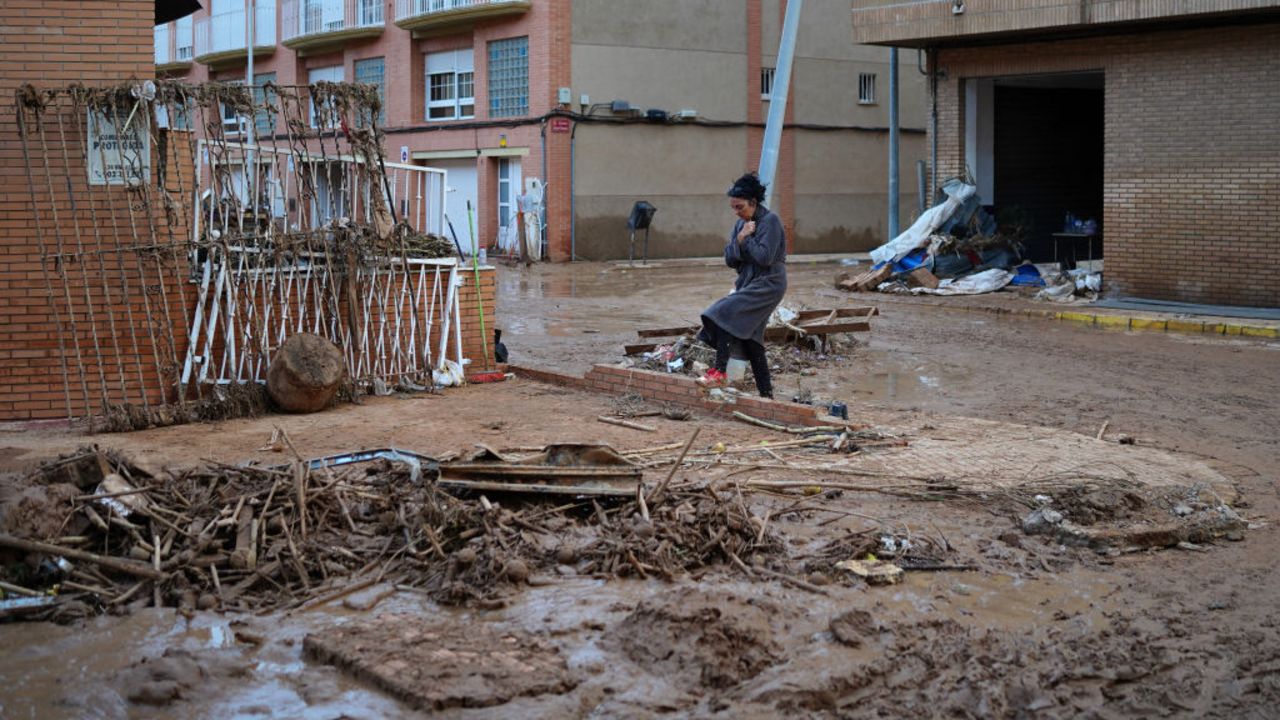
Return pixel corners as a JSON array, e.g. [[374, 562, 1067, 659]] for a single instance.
[[852, 0, 1280, 307], [157, 0, 929, 261], [1, 1, 497, 423]]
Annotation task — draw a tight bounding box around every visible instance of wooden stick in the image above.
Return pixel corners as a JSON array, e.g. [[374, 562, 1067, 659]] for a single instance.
[[152, 533, 162, 608], [622, 441, 686, 456], [0, 535, 163, 579], [0, 580, 40, 597], [74, 487, 151, 502], [649, 427, 702, 505], [597, 415, 656, 432], [637, 484, 650, 522], [1096, 420, 1110, 440], [752, 565, 830, 595]]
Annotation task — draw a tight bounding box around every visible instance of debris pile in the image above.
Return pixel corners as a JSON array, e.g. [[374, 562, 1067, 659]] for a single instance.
[[837, 177, 1103, 301], [0, 443, 786, 620]]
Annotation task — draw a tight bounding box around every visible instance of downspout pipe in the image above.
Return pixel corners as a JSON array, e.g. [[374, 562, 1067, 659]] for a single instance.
[[540, 120, 548, 258], [759, 0, 804, 207], [888, 47, 900, 239], [569, 120, 578, 261], [929, 47, 938, 201]]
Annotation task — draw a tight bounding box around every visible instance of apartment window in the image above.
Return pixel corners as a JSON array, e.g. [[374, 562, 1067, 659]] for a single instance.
[[309, 65, 344, 128], [858, 73, 877, 105], [488, 36, 528, 118], [175, 16, 193, 60], [425, 49, 474, 121], [220, 79, 244, 133], [760, 66, 775, 100], [354, 57, 386, 127], [254, 72, 276, 136]]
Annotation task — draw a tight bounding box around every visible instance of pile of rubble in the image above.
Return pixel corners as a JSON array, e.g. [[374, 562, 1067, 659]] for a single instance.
[[837, 178, 1102, 302]]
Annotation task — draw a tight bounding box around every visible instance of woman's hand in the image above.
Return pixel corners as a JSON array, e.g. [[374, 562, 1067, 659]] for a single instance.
[[736, 221, 756, 243]]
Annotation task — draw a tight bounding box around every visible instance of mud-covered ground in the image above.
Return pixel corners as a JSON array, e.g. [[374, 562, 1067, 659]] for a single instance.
[[1, 260, 1278, 719]]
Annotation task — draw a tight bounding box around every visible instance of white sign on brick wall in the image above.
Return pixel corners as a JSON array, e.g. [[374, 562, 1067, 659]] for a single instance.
[[86, 111, 150, 186]]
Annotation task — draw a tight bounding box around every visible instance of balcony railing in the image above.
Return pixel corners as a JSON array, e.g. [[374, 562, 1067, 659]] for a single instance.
[[195, 1, 278, 66], [282, 0, 384, 51], [155, 21, 195, 71], [394, 0, 531, 32]]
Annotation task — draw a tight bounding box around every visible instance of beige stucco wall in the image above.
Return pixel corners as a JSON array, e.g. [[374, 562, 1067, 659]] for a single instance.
[[794, 130, 929, 253], [568, 0, 934, 259], [571, 45, 749, 122], [571, 0, 748, 121], [571, 124, 746, 260]]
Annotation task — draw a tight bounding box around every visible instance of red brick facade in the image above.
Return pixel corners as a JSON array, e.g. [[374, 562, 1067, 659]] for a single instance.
[[0, 2, 499, 422], [931, 22, 1280, 307]]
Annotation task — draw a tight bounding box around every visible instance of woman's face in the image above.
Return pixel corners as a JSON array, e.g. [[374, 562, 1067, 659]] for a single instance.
[[730, 197, 756, 221]]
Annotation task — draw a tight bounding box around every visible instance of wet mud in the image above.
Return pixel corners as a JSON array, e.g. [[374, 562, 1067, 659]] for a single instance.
[[0, 261, 1277, 718]]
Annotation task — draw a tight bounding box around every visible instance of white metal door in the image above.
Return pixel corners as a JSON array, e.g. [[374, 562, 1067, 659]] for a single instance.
[[434, 158, 478, 254]]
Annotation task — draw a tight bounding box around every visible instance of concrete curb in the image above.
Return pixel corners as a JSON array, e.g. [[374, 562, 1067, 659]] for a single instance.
[[874, 297, 1280, 339]]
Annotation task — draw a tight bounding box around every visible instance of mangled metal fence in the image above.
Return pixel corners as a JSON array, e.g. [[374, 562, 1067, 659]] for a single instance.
[[15, 80, 459, 430]]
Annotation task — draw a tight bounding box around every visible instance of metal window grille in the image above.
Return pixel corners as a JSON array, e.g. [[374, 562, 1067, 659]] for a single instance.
[[488, 36, 528, 118], [254, 72, 276, 135], [761, 66, 775, 100], [354, 57, 386, 127], [858, 73, 876, 105]]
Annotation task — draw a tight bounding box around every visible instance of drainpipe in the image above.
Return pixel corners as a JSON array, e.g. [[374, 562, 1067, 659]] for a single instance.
[[569, 120, 577, 261], [540, 120, 548, 258], [888, 47, 900, 239], [928, 47, 938, 201], [759, 0, 804, 208]]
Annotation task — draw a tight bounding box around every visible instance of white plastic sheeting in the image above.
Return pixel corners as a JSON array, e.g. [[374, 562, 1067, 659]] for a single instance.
[[870, 181, 978, 265], [908, 268, 1013, 296]]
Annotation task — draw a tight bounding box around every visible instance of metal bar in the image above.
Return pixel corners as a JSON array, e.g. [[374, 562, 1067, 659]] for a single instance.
[[759, 0, 804, 207]]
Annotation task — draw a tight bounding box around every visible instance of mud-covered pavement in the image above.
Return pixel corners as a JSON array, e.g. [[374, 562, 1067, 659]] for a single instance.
[[2, 260, 1278, 719]]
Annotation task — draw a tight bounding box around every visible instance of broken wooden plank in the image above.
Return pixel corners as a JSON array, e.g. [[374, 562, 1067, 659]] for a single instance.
[[637, 325, 700, 338]]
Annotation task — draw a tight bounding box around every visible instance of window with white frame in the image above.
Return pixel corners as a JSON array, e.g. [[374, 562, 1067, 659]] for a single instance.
[[220, 79, 244, 133], [354, 57, 386, 127], [760, 66, 775, 100], [175, 15, 193, 60], [858, 73, 876, 105], [425, 49, 474, 121], [488, 36, 528, 118], [309, 65, 343, 129]]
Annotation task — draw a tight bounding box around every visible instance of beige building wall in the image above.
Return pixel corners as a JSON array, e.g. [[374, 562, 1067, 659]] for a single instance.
[[795, 131, 929, 253], [571, 124, 747, 260], [569, 0, 931, 258]]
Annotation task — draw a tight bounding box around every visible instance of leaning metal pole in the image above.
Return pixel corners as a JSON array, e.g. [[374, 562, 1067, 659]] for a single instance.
[[758, 0, 803, 208]]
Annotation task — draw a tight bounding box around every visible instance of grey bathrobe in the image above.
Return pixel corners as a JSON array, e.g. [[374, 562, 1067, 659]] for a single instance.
[[699, 205, 788, 346]]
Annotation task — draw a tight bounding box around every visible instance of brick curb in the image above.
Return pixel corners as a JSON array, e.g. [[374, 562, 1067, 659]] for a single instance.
[[509, 364, 856, 430]]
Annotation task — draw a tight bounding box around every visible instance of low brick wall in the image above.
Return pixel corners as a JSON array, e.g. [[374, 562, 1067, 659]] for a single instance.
[[512, 364, 850, 429]]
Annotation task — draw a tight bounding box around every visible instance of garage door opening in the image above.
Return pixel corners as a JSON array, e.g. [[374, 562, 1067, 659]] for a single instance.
[[966, 71, 1104, 267]]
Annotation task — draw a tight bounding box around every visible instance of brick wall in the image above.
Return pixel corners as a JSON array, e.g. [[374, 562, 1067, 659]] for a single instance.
[[0, 4, 499, 421], [513, 363, 851, 429], [932, 21, 1280, 306], [0, 1, 157, 420]]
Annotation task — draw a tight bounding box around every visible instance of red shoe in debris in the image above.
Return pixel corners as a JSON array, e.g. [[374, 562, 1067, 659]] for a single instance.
[[697, 369, 728, 388]]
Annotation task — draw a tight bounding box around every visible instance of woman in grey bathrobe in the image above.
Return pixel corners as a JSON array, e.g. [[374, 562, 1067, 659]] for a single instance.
[[697, 173, 787, 398]]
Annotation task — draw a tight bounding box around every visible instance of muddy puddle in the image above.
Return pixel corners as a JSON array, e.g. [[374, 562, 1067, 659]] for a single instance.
[[0, 565, 1127, 719]]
